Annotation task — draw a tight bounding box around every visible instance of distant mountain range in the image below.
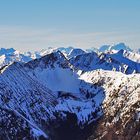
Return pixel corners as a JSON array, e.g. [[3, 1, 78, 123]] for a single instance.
[[1, 43, 140, 73]]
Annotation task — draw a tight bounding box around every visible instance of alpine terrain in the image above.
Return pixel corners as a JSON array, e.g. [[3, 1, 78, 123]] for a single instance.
[[0, 43, 140, 140]]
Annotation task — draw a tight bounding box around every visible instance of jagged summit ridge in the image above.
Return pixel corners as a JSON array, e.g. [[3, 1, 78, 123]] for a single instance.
[[0, 43, 140, 72]]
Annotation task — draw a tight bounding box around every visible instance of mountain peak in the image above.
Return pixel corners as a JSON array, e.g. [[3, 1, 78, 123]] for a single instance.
[[68, 48, 86, 58], [98, 42, 132, 52], [25, 51, 71, 69], [0, 48, 16, 55], [110, 42, 132, 51]]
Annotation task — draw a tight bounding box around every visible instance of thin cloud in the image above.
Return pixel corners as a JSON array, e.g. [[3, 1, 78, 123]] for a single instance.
[[0, 25, 139, 51]]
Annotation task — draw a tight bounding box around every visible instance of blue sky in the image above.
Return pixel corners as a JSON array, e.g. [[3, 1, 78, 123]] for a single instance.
[[0, 0, 139, 51]]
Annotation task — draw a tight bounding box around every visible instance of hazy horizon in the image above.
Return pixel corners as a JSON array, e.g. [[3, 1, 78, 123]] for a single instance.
[[0, 0, 140, 51]]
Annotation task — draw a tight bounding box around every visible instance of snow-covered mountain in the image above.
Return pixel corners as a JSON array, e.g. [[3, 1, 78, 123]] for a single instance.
[[98, 43, 132, 52], [35, 47, 86, 59], [1, 43, 140, 70], [0, 44, 140, 140], [0, 48, 32, 68], [83, 70, 140, 140], [85, 47, 99, 53], [24, 51, 79, 93], [67, 48, 86, 59], [70, 50, 140, 74], [0, 48, 16, 55]]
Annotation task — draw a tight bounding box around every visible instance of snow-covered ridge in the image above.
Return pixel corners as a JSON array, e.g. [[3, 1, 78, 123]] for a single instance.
[[0, 42, 140, 70], [0, 60, 57, 139], [70, 50, 140, 74], [82, 70, 140, 139]]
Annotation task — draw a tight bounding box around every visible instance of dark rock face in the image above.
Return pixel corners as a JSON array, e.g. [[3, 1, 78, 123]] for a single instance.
[[88, 115, 140, 140], [48, 112, 98, 140]]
